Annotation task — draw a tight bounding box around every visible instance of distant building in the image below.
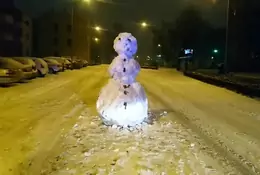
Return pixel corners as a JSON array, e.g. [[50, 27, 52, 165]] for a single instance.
[[0, 6, 32, 57], [34, 6, 93, 62], [21, 15, 32, 56], [228, 0, 260, 72]]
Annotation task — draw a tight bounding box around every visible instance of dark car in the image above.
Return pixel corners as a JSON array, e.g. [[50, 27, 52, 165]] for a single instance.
[[43, 57, 62, 74], [141, 58, 159, 70], [44, 57, 66, 71], [63, 58, 73, 70], [82, 60, 88, 67], [71, 59, 84, 69]]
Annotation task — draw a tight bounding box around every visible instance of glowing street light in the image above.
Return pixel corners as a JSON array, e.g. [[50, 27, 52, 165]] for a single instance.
[[94, 37, 99, 42], [158, 44, 161, 47], [95, 26, 101, 31], [141, 22, 147, 28], [213, 49, 219, 53]]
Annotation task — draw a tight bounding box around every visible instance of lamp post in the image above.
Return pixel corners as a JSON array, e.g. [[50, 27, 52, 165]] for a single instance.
[[224, 0, 230, 73], [70, 2, 75, 60], [70, 0, 91, 62]]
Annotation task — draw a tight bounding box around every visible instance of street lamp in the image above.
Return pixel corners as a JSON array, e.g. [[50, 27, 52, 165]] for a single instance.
[[70, 0, 91, 61], [224, 0, 230, 72], [213, 49, 218, 53], [95, 26, 101, 31], [94, 37, 99, 42], [141, 22, 147, 28], [158, 44, 161, 47]]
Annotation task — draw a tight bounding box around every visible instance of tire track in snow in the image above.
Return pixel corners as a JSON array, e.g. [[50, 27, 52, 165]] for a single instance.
[[141, 70, 260, 174], [141, 77, 257, 175], [0, 67, 108, 175], [42, 83, 221, 174]]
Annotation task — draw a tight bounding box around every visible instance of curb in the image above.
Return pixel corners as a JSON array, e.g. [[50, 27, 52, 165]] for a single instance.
[[184, 71, 260, 98]]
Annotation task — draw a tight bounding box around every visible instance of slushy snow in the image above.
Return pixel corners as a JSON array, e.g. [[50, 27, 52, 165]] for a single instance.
[[96, 32, 148, 127]]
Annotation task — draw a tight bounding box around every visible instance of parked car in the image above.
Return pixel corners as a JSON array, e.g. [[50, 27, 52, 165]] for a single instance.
[[63, 58, 73, 70], [12, 57, 38, 79], [82, 60, 88, 67], [30, 57, 49, 77], [0, 57, 23, 85], [71, 59, 84, 69], [45, 57, 67, 71], [141, 59, 159, 70], [43, 57, 62, 74]]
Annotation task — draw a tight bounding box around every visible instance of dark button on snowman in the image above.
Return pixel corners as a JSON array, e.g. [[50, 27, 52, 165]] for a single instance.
[[96, 32, 148, 127]]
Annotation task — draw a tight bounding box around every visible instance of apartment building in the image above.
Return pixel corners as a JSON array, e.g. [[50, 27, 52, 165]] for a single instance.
[[34, 6, 92, 62], [228, 0, 260, 71], [0, 1, 32, 57]]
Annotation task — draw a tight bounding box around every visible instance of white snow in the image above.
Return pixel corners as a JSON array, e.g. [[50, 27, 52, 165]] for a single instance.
[[108, 55, 140, 85], [47, 112, 233, 175], [1, 66, 260, 174], [113, 32, 138, 58]]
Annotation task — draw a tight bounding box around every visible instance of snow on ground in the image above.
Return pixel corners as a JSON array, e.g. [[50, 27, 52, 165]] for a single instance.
[[0, 67, 107, 175], [43, 113, 231, 175], [1, 65, 260, 174]]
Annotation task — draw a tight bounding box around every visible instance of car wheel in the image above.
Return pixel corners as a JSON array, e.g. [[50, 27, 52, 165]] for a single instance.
[[49, 68, 55, 74], [38, 70, 45, 77]]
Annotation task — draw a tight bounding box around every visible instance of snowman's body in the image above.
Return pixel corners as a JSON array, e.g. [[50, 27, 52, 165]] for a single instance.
[[96, 33, 148, 127]]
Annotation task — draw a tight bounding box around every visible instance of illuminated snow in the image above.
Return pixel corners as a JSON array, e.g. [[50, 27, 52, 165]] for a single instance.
[[96, 32, 148, 126]]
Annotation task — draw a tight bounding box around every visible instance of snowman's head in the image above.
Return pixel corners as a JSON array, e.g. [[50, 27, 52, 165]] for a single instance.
[[113, 32, 137, 58]]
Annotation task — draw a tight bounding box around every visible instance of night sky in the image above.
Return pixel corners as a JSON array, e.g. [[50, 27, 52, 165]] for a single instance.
[[15, 0, 227, 56]]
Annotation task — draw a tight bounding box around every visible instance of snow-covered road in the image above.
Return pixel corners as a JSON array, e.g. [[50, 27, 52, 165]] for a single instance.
[[1, 65, 260, 175]]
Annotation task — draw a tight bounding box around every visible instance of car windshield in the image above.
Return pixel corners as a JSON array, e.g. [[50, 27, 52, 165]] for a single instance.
[[2, 1, 260, 174]]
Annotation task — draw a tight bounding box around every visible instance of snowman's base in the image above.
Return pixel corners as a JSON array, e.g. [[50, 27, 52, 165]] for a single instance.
[[100, 110, 168, 131], [99, 114, 147, 128]]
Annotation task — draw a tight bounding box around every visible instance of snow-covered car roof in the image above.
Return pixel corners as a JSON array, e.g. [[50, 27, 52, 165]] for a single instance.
[[12, 57, 36, 66], [43, 57, 61, 65], [45, 57, 65, 63], [0, 57, 24, 69], [32, 58, 48, 66], [64, 59, 71, 64]]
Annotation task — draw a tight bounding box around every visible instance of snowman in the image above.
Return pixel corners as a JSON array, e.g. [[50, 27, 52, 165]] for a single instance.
[[96, 32, 148, 127]]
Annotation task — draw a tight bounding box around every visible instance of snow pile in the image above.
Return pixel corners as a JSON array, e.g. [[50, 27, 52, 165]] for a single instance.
[[96, 32, 148, 127]]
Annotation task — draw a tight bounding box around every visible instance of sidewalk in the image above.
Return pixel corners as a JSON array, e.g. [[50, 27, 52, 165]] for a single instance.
[[184, 69, 260, 97], [195, 69, 260, 84]]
